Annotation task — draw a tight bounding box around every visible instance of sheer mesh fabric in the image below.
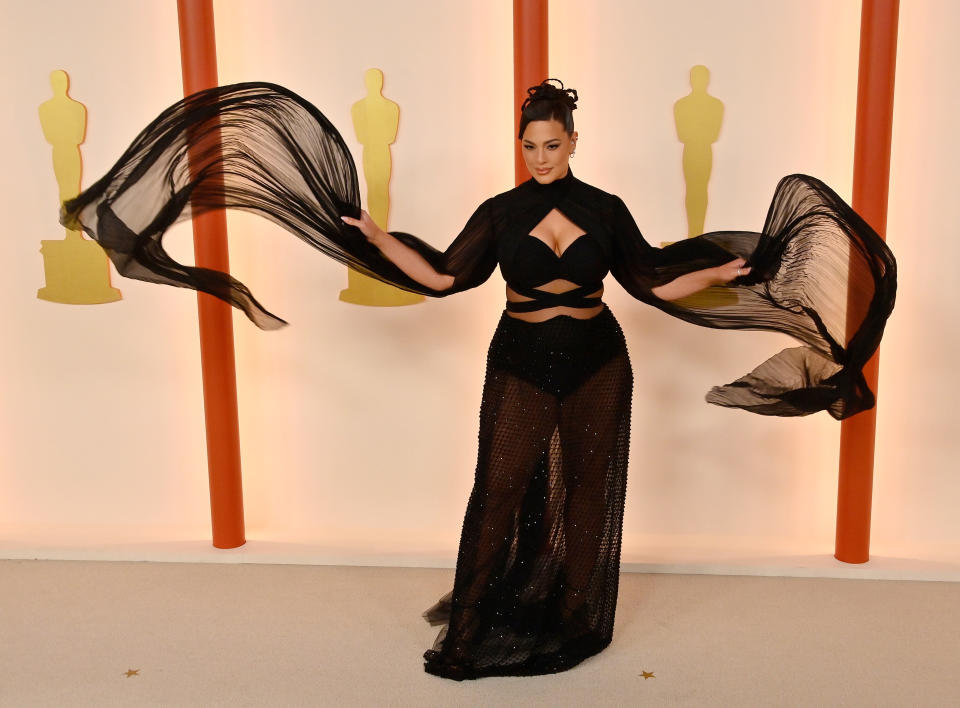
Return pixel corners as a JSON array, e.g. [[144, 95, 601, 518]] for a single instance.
[[57, 81, 897, 680], [422, 308, 632, 679]]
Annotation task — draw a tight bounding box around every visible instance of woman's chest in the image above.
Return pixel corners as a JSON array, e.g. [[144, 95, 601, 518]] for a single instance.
[[494, 201, 612, 287]]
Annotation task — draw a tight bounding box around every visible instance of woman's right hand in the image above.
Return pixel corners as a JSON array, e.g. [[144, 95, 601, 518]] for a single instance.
[[340, 209, 382, 245]]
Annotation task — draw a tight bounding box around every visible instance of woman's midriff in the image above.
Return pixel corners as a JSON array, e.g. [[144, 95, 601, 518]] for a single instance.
[[504, 279, 605, 322]]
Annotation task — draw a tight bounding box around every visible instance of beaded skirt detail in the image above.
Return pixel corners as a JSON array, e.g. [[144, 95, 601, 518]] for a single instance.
[[422, 305, 633, 680]]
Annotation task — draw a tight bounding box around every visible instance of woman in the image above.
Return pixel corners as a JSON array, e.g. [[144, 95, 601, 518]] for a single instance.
[[344, 81, 752, 679], [61, 79, 896, 680]]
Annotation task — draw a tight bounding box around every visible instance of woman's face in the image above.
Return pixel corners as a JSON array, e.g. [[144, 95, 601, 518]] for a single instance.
[[521, 119, 578, 184]]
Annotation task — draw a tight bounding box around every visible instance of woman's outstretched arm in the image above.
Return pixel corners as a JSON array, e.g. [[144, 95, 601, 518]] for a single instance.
[[650, 257, 750, 300], [341, 210, 454, 291]]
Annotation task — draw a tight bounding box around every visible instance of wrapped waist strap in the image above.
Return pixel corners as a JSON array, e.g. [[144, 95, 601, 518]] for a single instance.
[[505, 282, 603, 313]]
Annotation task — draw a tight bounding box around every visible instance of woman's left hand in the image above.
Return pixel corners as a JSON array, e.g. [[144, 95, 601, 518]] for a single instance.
[[714, 257, 751, 285]]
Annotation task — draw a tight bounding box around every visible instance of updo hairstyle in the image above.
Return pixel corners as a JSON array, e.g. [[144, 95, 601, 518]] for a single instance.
[[517, 78, 578, 139]]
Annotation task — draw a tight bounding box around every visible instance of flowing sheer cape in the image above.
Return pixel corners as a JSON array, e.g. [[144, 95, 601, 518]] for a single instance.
[[60, 81, 896, 420]]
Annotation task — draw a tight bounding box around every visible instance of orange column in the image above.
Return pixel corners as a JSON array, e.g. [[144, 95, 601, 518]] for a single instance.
[[513, 0, 549, 185], [177, 0, 245, 549], [835, 0, 899, 563]]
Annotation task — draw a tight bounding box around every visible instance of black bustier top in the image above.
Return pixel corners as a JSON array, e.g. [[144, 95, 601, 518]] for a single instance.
[[500, 232, 608, 313]]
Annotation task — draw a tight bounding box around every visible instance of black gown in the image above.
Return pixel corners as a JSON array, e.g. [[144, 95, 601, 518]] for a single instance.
[[59, 82, 897, 679]]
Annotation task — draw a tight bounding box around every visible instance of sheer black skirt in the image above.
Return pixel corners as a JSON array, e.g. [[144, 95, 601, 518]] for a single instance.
[[422, 304, 633, 680]]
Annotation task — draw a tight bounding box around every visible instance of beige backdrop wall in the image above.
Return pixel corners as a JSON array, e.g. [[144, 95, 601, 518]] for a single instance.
[[0, 0, 956, 577]]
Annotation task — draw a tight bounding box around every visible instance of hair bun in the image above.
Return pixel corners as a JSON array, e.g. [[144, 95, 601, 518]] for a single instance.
[[521, 78, 578, 113]]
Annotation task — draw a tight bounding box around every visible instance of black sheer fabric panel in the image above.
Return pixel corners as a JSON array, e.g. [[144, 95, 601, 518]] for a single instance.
[[60, 82, 895, 420], [605, 176, 896, 419], [60, 82, 498, 330], [422, 307, 632, 679]]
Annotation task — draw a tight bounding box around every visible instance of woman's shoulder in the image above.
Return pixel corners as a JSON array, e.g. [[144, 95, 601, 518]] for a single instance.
[[570, 175, 622, 201], [567, 177, 628, 217], [488, 180, 528, 203], [484, 182, 535, 218]]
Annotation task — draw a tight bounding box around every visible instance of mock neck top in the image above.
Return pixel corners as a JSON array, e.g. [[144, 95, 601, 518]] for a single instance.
[[496, 170, 609, 312], [525, 167, 575, 200]]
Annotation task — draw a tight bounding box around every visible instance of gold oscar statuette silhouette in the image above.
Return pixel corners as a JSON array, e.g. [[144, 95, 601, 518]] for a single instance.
[[339, 68, 423, 306], [669, 65, 735, 309], [37, 69, 121, 305]]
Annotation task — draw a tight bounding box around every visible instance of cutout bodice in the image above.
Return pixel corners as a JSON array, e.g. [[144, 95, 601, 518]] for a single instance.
[[500, 214, 609, 313]]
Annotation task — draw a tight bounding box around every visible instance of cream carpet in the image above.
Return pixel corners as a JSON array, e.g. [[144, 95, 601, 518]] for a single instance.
[[2, 560, 958, 707]]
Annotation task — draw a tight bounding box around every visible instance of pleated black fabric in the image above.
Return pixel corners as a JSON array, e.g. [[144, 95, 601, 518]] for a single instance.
[[59, 81, 897, 679], [61, 82, 896, 420]]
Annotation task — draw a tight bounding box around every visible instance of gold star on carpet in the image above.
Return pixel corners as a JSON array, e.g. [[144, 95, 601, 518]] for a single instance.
[[641, 670, 655, 679], [123, 669, 140, 678]]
